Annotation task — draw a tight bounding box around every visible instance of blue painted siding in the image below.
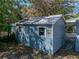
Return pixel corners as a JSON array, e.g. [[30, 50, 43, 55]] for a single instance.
[[15, 25, 54, 53], [75, 21, 79, 52], [53, 19, 65, 53], [28, 26, 53, 53], [76, 21, 79, 35], [13, 19, 65, 54]]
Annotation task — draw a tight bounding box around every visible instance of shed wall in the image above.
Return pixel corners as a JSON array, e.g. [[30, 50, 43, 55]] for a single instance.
[[75, 21, 79, 52], [53, 19, 65, 53], [15, 25, 53, 54]]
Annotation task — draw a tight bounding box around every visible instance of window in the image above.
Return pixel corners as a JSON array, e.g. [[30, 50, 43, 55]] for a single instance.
[[39, 27, 45, 36]]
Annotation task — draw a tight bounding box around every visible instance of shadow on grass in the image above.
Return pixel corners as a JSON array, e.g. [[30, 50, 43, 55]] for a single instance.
[[0, 34, 18, 52]]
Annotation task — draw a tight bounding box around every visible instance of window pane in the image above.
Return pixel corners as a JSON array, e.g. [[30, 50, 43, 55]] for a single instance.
[[39, 27, 45, 35]]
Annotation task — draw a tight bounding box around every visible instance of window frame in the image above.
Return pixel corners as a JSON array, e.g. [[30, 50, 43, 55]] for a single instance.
[[38, 26, 46, 37]]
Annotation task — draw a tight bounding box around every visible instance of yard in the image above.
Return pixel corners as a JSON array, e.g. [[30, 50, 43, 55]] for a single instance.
[[0, 0, 79, 59], [0, 35, 79, 59], [0, 24, 78, 59], [0, 26, 78, 59]]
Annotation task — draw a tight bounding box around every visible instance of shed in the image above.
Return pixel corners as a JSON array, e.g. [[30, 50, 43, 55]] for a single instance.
[[75, 20, 79, 52], [11, 15, 65, 54]]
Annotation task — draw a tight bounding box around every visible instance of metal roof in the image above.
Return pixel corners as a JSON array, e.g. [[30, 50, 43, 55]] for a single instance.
[[12, 15, 63, 26]]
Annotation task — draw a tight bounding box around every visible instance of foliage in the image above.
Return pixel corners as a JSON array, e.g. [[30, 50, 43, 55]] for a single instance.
[[28, 0, 73, 16], [0, 24, 11, 31], [0, 0, 24, 38], [0, 0, 76, 21], [73, 14, 79, 18], [65, 25, 74, 33], [0, 0, 22, 24]]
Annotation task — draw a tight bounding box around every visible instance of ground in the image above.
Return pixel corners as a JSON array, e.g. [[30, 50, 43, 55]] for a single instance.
[[54, 48, 79, 59], [0, 34, 79, 59], [0, 40, 79, 59], [0, 45, 79, 59]]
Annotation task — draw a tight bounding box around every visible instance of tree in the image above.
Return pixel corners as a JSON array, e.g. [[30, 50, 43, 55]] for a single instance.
[[26, 0, 75, 18], [0, 0, 23, 37], [29, 0, 65, 16], [0, 0, 22, 24]]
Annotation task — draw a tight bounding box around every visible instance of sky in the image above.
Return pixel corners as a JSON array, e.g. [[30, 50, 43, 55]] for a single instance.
[[73, 2, 79, 14], [64, 0, 79, 14], [19, 0, 32, 8]]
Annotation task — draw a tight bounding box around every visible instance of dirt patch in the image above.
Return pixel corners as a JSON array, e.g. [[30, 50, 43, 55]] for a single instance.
[[0, 39, 79, 59]]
